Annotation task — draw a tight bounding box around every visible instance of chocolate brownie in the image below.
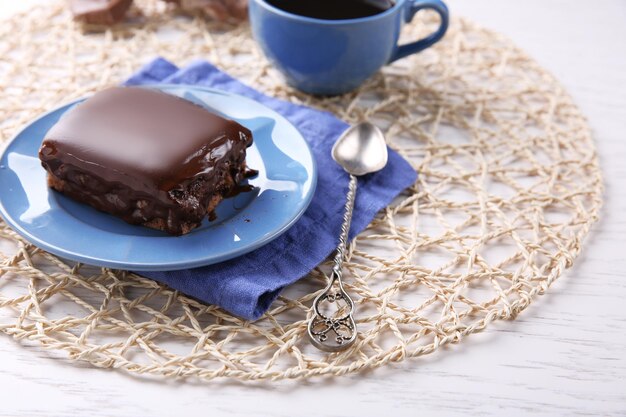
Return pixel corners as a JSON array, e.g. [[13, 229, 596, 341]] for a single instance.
[[39, 86, 254, 235]]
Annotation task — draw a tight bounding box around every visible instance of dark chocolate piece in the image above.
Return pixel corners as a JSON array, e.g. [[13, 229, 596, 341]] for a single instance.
[[166, 0, 248, 22], [68, 0, 134, 25], [39, 86, 253, 235]]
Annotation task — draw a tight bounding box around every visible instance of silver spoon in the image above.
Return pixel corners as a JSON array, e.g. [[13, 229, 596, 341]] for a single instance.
[[308, 122, 388, 352]]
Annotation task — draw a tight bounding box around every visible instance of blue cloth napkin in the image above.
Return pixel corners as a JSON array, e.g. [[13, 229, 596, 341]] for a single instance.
[[125, 58, 417, 321]]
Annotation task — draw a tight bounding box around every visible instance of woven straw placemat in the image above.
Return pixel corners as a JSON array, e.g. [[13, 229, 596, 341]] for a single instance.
[[0, 0, 602, 381]]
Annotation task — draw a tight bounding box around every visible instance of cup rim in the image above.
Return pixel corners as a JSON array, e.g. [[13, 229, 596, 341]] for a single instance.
[[251, 0, 404, 25]]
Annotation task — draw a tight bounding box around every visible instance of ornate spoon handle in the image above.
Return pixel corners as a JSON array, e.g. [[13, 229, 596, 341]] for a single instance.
[[308, 175, 358, 352]]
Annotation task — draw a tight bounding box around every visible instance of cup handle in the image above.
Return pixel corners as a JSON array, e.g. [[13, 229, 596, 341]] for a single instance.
[[388, 0, 449, 63]]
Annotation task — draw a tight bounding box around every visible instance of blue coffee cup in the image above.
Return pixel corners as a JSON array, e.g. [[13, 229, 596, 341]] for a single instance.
[[249, 0, 449, 95]]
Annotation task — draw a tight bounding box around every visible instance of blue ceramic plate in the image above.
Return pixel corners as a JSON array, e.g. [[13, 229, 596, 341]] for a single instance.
[[0, 85, 317, 271]]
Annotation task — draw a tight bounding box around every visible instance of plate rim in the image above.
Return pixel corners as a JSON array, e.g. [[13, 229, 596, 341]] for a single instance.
[[0, 84, 318, 271]]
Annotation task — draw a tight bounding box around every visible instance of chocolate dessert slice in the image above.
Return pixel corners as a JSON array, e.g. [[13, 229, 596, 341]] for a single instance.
[[39, 86, 253, 235]]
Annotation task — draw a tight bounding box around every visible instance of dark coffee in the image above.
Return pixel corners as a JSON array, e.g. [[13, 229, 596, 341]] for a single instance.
[[265, 0, 395, 20]]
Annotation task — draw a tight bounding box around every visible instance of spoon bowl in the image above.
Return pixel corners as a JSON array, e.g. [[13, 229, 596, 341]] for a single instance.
[[332, 122, 388, 176]]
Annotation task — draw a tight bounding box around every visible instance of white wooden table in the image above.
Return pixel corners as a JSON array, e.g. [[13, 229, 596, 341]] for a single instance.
[[1, 1, 625, 416]]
